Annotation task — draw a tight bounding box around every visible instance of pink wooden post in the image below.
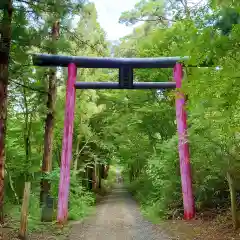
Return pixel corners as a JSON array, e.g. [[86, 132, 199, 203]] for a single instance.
[[57, 63, 77, 224], [174, 63, 195, 220]]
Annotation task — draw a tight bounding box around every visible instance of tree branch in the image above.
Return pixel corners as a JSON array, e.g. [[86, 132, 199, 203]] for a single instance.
[[9, 79, 47, 94], [61, 26, 105, 56]]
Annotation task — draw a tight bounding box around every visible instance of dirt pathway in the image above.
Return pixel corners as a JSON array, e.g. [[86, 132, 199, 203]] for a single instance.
[[69, 184, 171, 240]]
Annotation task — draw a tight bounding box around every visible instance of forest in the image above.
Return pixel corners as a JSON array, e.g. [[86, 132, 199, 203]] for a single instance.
[[1, 0, 240, 239]]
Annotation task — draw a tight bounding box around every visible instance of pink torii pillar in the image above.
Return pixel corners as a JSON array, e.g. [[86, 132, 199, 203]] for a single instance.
[[174, 63, 195, 220], [57, 63, 77, 224]]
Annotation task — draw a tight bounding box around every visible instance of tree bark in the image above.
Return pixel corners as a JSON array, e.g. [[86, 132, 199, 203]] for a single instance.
[[22, 85, 33, 181], [92, 161, 97, 191], [18, 182, 31, 240], [73, 138, 81, 179], [40, 21, 59, 207], [227, 172, 239, 230], [73, 137, 91, 179], [104, 165, 109, 179], [0, 0, 13, 222], [98, 165, 101, 189]]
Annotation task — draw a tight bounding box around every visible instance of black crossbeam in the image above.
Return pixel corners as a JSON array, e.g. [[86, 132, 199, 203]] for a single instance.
[[74, 82, 176, 89], [32, 54, 189, 69]]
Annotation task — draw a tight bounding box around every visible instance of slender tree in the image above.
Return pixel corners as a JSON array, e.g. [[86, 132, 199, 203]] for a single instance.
[[40, 20, 59, 218], [0, 0, 13, 222]]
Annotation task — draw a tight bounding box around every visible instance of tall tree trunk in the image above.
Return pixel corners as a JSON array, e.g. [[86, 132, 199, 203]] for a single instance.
[[40, 21, 59, 207], [98, 165, 101, 189], [92, 161, 97, 191], [73, 137, 91, 179], [0, 0, 13, 222], [227, 172, 239, 230], [73, 138, 81, 179], [22, 85, 32, 182]]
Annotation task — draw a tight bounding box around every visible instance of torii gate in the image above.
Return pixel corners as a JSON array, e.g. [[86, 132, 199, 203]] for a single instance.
[[33, 54, 195, 224]]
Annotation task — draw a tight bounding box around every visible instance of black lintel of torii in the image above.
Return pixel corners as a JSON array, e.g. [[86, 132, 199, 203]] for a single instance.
[[32, 54, 207, 90]]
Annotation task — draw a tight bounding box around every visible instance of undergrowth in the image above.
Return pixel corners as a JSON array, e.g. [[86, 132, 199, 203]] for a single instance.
[[4, 168, 96, 232], [3, 166, 116, 232]]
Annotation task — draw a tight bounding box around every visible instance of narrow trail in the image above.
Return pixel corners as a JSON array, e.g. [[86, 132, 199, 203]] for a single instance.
[[69, 184, 171, 240]]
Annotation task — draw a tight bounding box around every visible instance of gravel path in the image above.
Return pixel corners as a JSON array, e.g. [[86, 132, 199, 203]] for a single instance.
[[69, 184, 171, 240]]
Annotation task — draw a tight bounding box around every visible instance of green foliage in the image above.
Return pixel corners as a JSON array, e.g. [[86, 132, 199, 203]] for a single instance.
[[119, 0, 165, 26], [4, 0, 110, 229], [215, 8, 240, 35], [113, 0, 240, 221], [4, 0, 240, 231], [45, 168, 95, 220]]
